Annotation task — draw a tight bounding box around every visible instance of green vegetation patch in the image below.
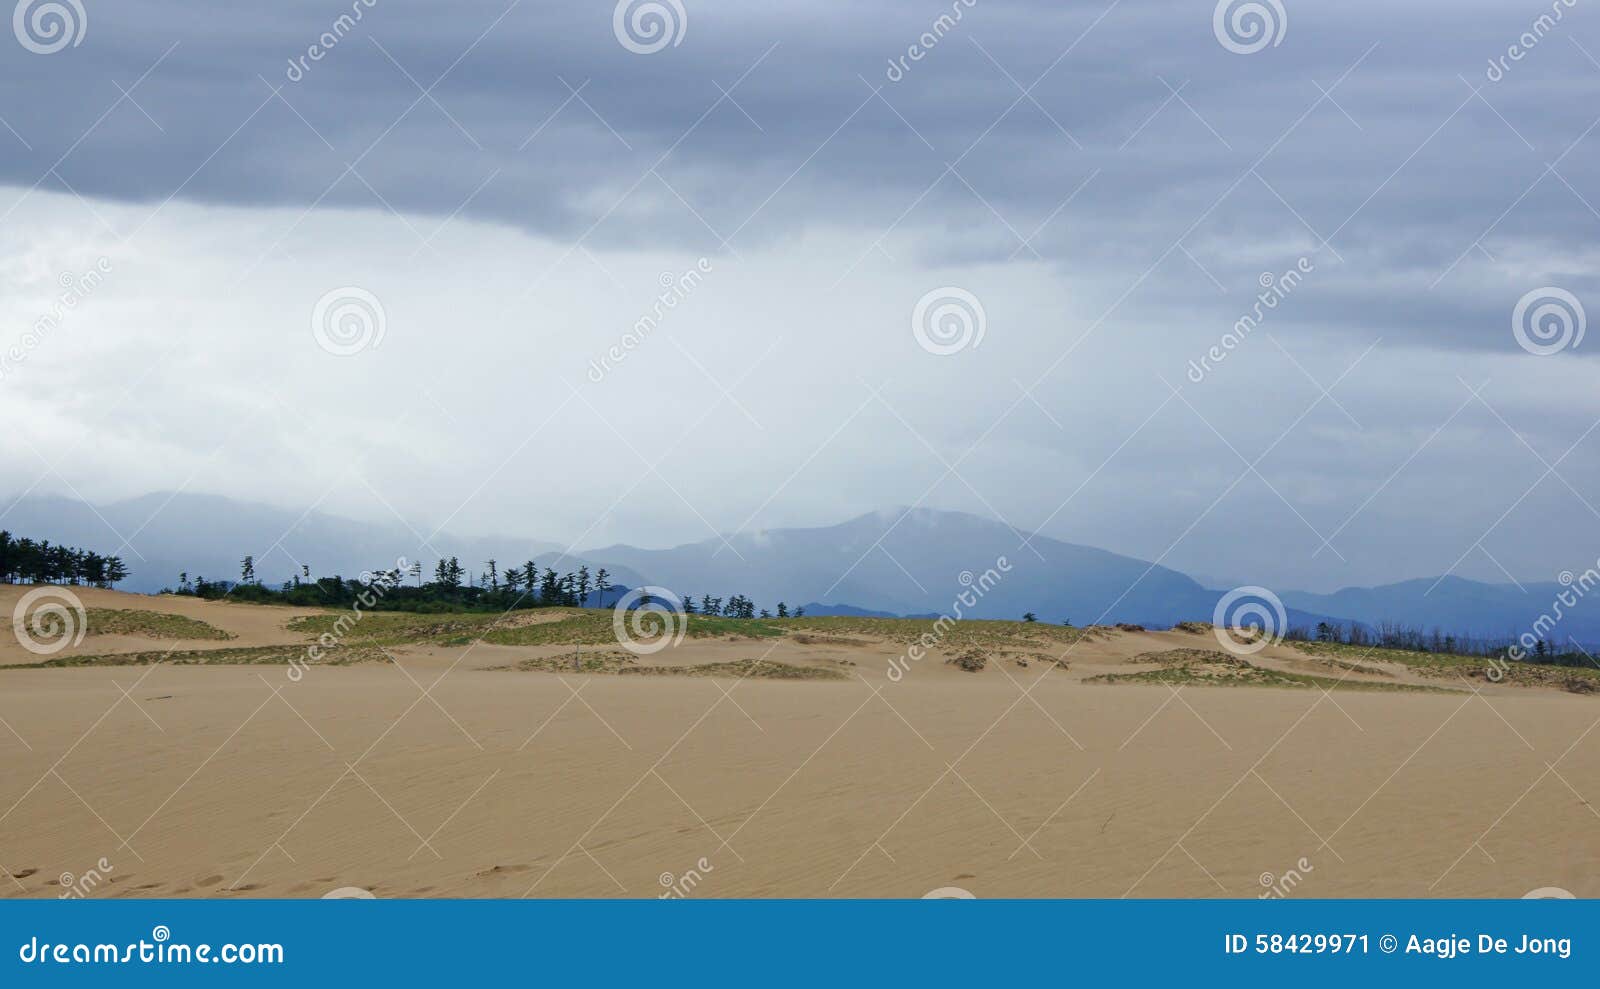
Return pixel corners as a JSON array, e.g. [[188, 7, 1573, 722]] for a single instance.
[[492, 651, 846, 680], [786, 615, 1085, 651], [1086, 649, 1449, 693], [481, 611, 788, 648], [623, 659, 845, 680], [287, 609, 559, 646], [481, 612, 626, 647], [5, 643, 386, 670], [86, 608, 234, 641], [1293, 640, 1600, 693]]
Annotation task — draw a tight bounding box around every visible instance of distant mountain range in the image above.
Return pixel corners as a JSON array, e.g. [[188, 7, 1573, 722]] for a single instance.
[[0, 492, 648, 596], [3, 493, 1594, 645]]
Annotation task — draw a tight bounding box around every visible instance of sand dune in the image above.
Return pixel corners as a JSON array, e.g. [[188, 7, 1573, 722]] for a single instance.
[[1, 589, 1596, 899]]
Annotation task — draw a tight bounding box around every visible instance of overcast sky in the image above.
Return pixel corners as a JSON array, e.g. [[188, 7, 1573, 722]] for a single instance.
[[1, 0, 1597, 592]]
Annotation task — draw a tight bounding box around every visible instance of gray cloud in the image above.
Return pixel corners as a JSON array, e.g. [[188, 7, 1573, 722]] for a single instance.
[[2, 0, 1598, 594], [4, 1, 1595, 349]]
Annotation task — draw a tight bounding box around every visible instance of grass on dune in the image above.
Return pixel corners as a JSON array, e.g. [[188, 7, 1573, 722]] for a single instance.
[[286, 608, 794, 649], [85, 608, 235, 641], [493, 650, 847, 680], [1086, 649, 1451, 693], [3, 643, 387, 670], [786, 615, 1086, 649], [481, 612, 788, 647], [285, 609, 572, 645], [1291, 640, 1600, 692]]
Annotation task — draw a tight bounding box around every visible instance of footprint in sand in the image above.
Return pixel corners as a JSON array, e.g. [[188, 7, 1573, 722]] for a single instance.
[[475, 864, 532, 877], [12, 868, 38, 880], [195, 875, 224, 888]]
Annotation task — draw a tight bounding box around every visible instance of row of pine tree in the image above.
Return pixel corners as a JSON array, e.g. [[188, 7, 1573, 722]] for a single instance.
[[164, 554, 805, 619], [0, 531, 127, 587]]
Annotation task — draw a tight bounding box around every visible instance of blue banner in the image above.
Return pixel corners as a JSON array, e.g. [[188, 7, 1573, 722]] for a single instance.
[[2, 899, 1592, 985]]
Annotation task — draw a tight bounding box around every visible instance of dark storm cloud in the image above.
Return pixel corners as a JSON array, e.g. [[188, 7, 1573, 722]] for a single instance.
[[2, 0, 1596, 353]]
